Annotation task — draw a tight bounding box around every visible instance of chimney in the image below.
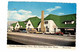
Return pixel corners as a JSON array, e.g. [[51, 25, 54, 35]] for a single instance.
[[41, 11, 45, 32]]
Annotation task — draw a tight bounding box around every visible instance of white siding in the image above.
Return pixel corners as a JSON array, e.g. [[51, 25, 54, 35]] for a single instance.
[[15, 22, 20, 30], [26, 20, 34, 29], [38, 20, 60, 33], [10, 26, 13, 30], [48, 20, 60, 33]]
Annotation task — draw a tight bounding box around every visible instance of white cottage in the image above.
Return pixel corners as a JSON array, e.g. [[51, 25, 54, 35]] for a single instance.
[[10, 26, 14, 30], [25, 17, 41, 33], [15, 22, 21, 30], [26, 20, 34, 29], [11, 22, 26, 30], [38, 20, 60, 33], [26, 20, 34, 31]]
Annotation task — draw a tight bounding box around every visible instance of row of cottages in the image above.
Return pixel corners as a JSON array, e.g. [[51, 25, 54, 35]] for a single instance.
[[26, 14, 76, 34], [10, 21, 26, 31], [10, 20, 60, 33], [26, 19, 75, 34], [10, 17, 75, 34], [10, 10, 76, 35]]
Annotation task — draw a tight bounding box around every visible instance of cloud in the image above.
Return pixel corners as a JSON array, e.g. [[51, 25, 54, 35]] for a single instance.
[[18, 10, 32, 14], [44, 14, 49, 17], [8, 9, 36, 21], [46, 6, 61, 12], [37, 14, 49, 18], [58, 13, 64, 15]]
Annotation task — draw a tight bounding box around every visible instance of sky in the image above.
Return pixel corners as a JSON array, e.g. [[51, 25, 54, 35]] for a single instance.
[[8, 2, 76, 21]]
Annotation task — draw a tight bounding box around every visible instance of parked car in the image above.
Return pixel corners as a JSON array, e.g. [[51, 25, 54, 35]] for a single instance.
[[21, 30, 27, 33], [19, 29, 27, 33], [54, 32, 64, 36]]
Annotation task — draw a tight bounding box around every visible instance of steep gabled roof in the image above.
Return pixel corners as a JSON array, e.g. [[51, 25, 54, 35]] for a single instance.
[[25, 16, 41, 28], [18, 21, 26, 28], [11, 21, 26, 28], [11, 23, 16, 27], [44, 14, 76, 28], [59, 14, 76, 28]]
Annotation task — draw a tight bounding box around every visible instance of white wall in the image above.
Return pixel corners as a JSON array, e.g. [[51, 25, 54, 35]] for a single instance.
[[26, 20, 34, 29], [10, 26, 13, 30], [49, 20, 60, 33], [15, 22, 20, 30], [38, 20, 60, 33]]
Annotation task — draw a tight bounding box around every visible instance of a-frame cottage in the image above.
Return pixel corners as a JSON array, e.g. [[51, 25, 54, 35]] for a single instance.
[[11, 21, 26, 30], [43, 14, 76, 35], [25, 17, 40, 33], [38, 20, 60, 33]]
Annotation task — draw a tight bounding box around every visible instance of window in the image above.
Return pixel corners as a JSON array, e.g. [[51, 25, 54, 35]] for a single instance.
[[28, 24, 30, 26], [46, 28, 49, 32], [17, 25, 18, 27], [54, 28, 56, 33], [64, 21, 74, 24], [45, 26, 49, 32], [39, 28, 41, 32], [65, 22, 71, 24], [46, 26, 48, 28], [45, 21, 48, 24], [72, 21, 74, 24]]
